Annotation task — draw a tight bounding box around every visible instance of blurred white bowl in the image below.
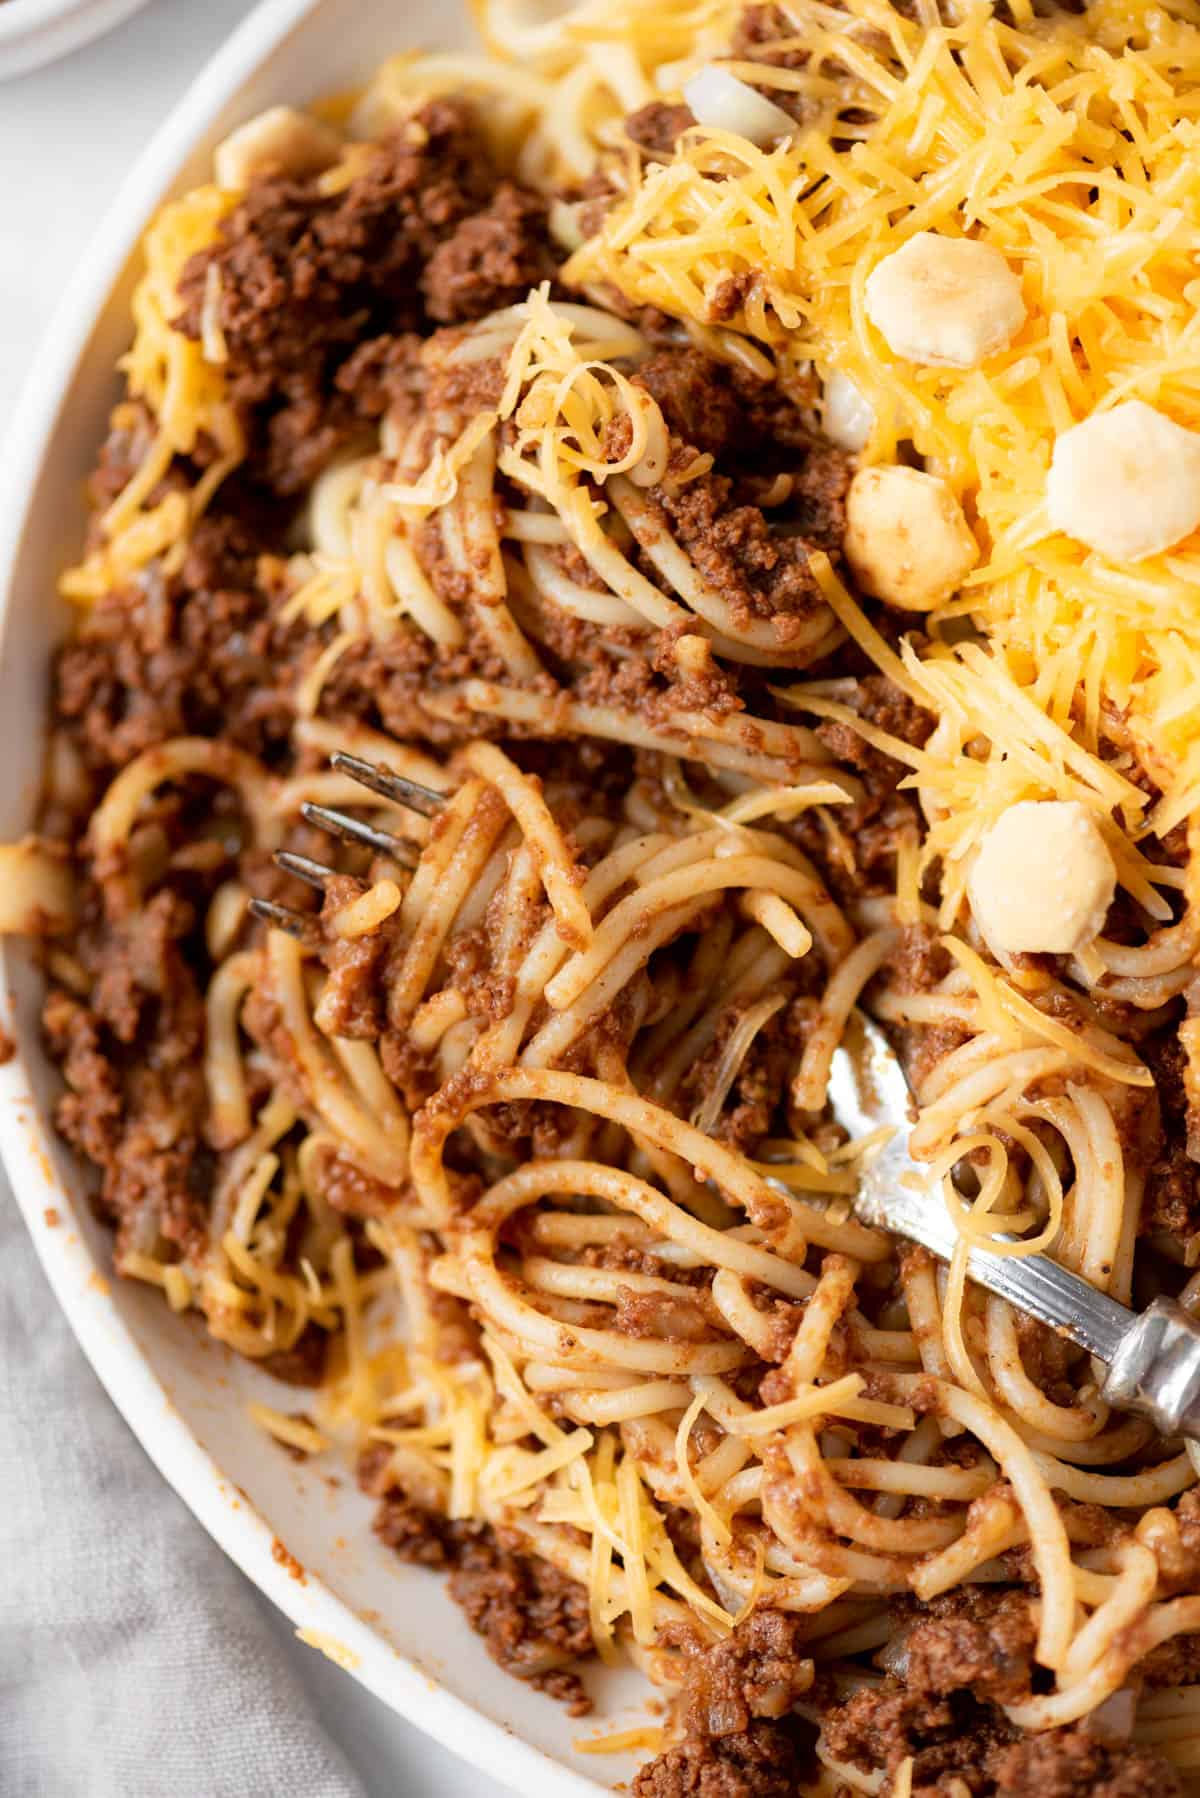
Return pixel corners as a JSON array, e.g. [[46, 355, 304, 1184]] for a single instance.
[[0, 0, 155, 79], [0, 0, 647, 1788]]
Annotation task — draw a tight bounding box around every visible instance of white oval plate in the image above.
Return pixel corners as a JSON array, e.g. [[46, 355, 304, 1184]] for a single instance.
[[0, 0, 154, 80], [0, 2, 648, 1788]]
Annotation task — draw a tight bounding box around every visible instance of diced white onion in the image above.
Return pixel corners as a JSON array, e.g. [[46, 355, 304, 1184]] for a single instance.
[[876, 1631, 910, 1678], [682, 67, 795, 148], [823, 371, 875, 452], [548, 198, 584, 252]]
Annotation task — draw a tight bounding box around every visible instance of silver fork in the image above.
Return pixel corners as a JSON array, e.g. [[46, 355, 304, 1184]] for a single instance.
[[248, 751, 445, 935], [830, 1008, 1200, 1442]]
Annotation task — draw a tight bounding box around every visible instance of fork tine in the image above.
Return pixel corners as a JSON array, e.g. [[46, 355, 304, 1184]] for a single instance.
[[249, 897, 312, 938], [329, 751, 445, 818], [300, 801, 418, 867], [276, 850, 336, 891]]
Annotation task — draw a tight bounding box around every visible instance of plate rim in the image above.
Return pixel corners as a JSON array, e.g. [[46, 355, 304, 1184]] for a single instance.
[[0, 4, 610, 1790], [0, 0, 156, 79]]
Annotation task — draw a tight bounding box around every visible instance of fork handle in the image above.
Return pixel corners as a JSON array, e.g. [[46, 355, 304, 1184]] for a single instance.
[[1102, 1296, 1200, 1440]]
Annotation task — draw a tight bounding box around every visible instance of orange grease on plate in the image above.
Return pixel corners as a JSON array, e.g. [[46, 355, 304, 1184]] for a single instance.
[[272, 1538, 307, 1583]]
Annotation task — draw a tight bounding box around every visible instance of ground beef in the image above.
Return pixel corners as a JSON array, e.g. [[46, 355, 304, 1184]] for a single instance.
[[1012, 1308, 1083, 1408], [632, 1720, 802, 1798], [819, 1544, 1138, 1781], [260, 1324, 328, 1387], [889, 924, 950, 994], [573, 1236, 693, 1282], [42, 990, 121, 1166], [422, 183, 554, 323], [789, 784, 923, 912], [312, 874, 397, 1038], [564, 630, 745, 743], [373, 1494, 467, 1567], [730, 4, 810, 68], [787, 444, 854, 550], [1142, 1140, 1200, 1237], [366, 1474, 594, 1712], [632, 347, 852, 544], [707, 272, 758, 323], [334, 330, 425, 421], [634, 349, 750, 461], [777, 670, 934, 905], [625, 100, 696, 158], [903, 1588, 1037, 1706], [821, 1669, 1181, 1796], [54, 511, 300, 779], [175, 98, 555, 495], [814, 673, 934, 787], [822, 1681, 951, 1776], [653, 474, 826, 640], [678, 995, 808, 1153], [311, 612, 560, 752], [680, 1611, 814, 1739], [988, 1727, 1182, 1798], [43, 889, 210, 1262], [442, 922, 522, 1026], [630, 1616, 816, 1796], [1139, 1629, 1200, 1687], [449, 1530, 594, 1711], [1139, 1027, 1200, 1237], [897, 1020, 971, 1096], [822, 1682, 1018, 1792]]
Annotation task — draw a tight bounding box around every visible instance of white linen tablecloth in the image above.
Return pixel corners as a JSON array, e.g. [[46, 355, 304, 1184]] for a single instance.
[[0, 6, 513, 1793]]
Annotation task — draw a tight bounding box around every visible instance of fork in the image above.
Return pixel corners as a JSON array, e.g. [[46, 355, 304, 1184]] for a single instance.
[[830, 1008, 1200, 1442], [248, 751, 445, 935]]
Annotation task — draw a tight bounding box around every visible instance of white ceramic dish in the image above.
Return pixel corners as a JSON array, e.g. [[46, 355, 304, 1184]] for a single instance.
[[0, 2, 651, 1789], [0, 0, 154, 79]]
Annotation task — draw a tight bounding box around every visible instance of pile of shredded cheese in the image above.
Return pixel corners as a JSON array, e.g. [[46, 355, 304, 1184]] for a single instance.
[[558, 0, 1200, 863]]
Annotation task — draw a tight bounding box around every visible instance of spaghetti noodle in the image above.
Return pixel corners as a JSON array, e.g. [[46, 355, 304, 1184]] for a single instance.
[[7, 2, 1200, 1791]]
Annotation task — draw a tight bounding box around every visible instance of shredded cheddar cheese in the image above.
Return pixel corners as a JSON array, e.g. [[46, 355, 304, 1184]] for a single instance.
[[332, 1319, 738, 1644], [575, 1725, 667, 1755], [61, 186, 243, 603], [558, 0, 1200, 844], [295, 1627, 361, 1670], [248, 1402, 331, 1457]]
